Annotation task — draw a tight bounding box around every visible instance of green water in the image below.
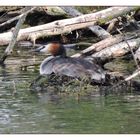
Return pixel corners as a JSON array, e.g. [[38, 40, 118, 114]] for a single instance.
[[0, 46, 140, 134]]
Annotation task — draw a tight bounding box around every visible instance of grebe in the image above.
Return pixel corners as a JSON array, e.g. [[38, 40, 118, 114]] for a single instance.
[[33, 43, 107, 85]]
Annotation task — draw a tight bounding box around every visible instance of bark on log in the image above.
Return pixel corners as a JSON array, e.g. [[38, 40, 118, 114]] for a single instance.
[[135, 47, 140, 61], [72, 30, 140, 58], [60, 6, 111, 39], [91, 38, 140, 63], [0, 7, 138, 46], [72, 34, 124, 57]]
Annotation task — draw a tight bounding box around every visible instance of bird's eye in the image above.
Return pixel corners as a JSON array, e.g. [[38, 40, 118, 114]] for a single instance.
[[42, 46, 45, 49]]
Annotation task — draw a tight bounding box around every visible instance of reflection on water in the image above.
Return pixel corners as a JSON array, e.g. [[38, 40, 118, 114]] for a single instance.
[[0, 46, 140, 134]]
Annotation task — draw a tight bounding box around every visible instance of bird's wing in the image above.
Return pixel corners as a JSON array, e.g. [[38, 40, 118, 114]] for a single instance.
[[52, 58, 88, 78], [40, 56, 54, 75]]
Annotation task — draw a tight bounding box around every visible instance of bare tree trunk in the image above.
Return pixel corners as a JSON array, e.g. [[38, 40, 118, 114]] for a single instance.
[[0, 7, 138, 46]]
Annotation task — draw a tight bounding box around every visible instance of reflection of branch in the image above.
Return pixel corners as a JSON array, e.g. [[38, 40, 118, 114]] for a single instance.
[[0, 7, 36, 64], [20, 62, 40, 70], [12, 80, 17, 94]]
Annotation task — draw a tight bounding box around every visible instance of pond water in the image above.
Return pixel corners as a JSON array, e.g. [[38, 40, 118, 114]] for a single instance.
[[0, 45, 140, 134]]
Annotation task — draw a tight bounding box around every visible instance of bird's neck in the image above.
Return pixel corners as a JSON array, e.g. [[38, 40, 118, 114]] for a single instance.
[[55, 45, 67, 57]]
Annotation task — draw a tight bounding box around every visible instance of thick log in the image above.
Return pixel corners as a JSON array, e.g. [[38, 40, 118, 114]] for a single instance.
[[60, 6, 111, 39], [72, 34, 124, 57], [91, 38, 140, 63], [135, 47, 140, 61], [72, 30, 140, 58], [0, 7, 138, 46]]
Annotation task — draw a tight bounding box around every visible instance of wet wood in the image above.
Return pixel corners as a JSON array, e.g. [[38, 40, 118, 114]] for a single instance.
[[0, 7, 138, 46]]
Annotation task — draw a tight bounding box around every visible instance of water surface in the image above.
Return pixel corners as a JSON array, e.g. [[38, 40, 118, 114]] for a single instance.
[[0, 45, 140, 134]]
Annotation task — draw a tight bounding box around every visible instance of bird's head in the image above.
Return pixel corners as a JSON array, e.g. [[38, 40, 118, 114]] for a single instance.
[[32, 43, 66, 57]]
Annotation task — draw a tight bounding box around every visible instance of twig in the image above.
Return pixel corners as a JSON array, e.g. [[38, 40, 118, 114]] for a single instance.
[[107, 18, 119, 32], [125, 70, 140, 81], [0, 12, 8, 20], [111, 69, 140, 90]]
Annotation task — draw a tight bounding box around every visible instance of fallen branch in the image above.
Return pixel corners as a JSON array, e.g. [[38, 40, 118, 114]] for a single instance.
[[125, 70, 140, 81], [91, 38, 140, 63], [0, 7, 36, 64], [60, 6, 111, 39], [107, 18, 119, 33], [72, 29, 140, 58], [135, 47, 140, 61], [72, 34, 124, 57], [0, 7, 138, 46], [110, 69, 140, 91]]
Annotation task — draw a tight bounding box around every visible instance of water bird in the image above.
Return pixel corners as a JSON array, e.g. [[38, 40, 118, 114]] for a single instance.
[[32, 43, 108, 85]]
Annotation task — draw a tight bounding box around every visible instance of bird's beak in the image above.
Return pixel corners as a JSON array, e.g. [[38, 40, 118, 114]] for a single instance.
[[30, 46, 46, 52], [30, 44, 52, 56], [30, 44, 51, 54]]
